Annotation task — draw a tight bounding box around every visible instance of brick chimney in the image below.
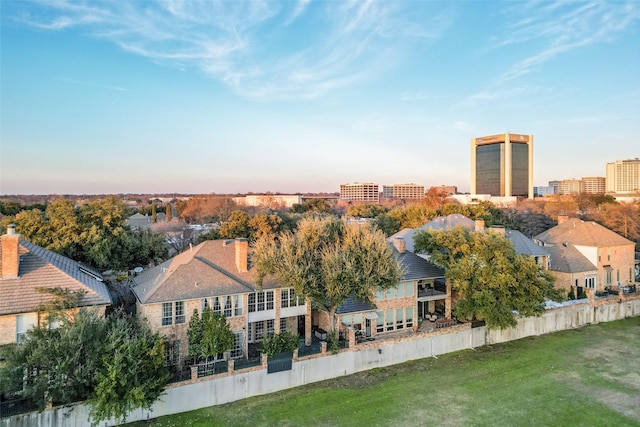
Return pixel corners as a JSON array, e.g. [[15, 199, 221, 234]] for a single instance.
[[474, 218, 485, 232], [393, 237, 406, 254], [235, 238, 248, 273], [1, 224, 21, 279], [557, 215, 569, 225]]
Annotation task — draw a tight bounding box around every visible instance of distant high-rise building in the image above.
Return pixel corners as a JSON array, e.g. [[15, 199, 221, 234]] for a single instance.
[[548, 180, 560, 194], [606, 159, 640, 193], [581, 177, 605, 194], [558, 179, 583, 195], [340, 183, 379, 203], [381, 184, 425, 200], [470, 133, 533, 199]]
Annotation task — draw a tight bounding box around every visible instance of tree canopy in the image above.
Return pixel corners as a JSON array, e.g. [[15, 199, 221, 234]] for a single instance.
[[0, 310, 169, 425], [1, 197, 168, 270], [187, 306, 235, 362], [414, 227, 561, 329], [254, 216, 402, 335]]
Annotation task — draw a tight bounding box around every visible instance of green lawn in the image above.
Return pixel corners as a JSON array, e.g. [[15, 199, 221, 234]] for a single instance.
[[129, 318, 640, 427]]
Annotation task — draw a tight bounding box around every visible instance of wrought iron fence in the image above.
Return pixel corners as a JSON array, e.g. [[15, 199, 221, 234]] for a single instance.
[[0, 398, 38, 419]]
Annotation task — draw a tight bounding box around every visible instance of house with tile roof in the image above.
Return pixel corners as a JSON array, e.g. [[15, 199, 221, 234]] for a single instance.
[[318, 237, 449, 340], [0, 225, 112, 345], [132, 238, 310, 366], [534, 216, 636, 296]]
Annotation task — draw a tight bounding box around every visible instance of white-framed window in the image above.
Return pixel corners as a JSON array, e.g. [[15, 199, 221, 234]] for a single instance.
[[16, 313, 38, 343], [248, 290, 274, 312], [385, 288, 394, 300], [213, 297, 222, 315], [161, 302, 172, 326], [376, 311, 384, 333], [375, 289, 385, 301], [266, 319, 274, 338], [395, 283, 404, 298], [175, 301, 185, 324], [224, 296, 232, 318], [606, 270, 612, 285], [230, 332, 243, 359], [386, 309, 394, 331], [585, 276, 596, 289], [280, 317, 288, 333], [234, 295, 243, 316], [201, 298, 210, 312], [404, 282, 414, 297], [255, 321, 264, 341], [281, 288, 301, 308], [165, 341, 180, 367], [396, 308, 404, 330], [406, 308, 414, 328]]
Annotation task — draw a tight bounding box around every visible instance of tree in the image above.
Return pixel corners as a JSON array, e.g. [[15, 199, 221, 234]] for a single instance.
[[152, 205, 157, 223], [254, 216, 402, 338], [166, 204, 172, 222], [186, 306, 234, 363], [261, 330, 299, 357], [219, 210, 251, 239], [414, 227, 561, 329], [346, 204, 387, 218], [249, 213, 283, 242], [290, 198, 332, 214], [89, 314, 169, 425], [0, 309, 169, 425], [372, 213, 401, 236]]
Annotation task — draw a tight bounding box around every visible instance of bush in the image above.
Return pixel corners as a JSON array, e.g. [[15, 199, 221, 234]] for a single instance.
[[261, 331, 299, 357]]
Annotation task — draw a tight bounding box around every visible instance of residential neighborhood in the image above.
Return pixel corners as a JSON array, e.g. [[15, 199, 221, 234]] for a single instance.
[[2, 2, 640, 424]]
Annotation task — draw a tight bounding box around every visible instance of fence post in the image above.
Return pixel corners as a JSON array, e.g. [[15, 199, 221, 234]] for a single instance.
[[293, 348, 299, 361], [321, 341, 327, 354], [190, 365, 198, 380], [228, 359, 235, 373], [261, 353, 268, 368]]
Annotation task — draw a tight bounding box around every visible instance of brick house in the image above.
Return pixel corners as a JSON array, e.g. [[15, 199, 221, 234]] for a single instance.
[[0, 225, 112, 345], [131, 238, 310, 365], [315, 237, 449, 340], [534, 216, 636, 295]]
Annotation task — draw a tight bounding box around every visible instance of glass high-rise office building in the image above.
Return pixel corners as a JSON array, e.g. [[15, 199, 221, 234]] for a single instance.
[[470, 133, 533, 199]]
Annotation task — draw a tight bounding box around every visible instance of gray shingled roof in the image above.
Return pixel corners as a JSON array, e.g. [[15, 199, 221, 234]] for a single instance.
[[336, 296, 376, 315], [535, 218, 634, 247], [0, 240, 112, 316], [505, 230, 549, 257], [392, 245, 445, 280], [545, 244, 597, 274], [389, 214, 478, 253], [132, 239, 278, 304]]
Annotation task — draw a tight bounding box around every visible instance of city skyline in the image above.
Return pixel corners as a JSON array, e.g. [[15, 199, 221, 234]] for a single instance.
[[1, 1, 639, 195]]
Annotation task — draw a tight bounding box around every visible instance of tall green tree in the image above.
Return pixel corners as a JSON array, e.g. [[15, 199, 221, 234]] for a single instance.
[[414, 227, 560, 329], [187, 307, 234, 363], [254, 216, 402, 337]]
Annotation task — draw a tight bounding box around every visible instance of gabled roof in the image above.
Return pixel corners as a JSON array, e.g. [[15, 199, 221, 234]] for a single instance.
[[132, 239, 278, 304], [545, 244, 598, 274], [534, 218, 634, 247], [505, 230, 549, 257], [0, 240, 112, 316], [391, 245, 445, 280]]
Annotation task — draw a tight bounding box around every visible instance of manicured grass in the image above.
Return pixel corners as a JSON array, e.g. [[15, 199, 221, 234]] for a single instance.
[[129, 318, 640, 427]]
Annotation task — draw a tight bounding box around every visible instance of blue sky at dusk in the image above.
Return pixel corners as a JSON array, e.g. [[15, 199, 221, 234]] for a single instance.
[[1, 1, 639, 195]]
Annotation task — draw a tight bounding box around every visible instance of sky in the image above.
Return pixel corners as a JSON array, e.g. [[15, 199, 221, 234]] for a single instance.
[[1, 1, 639, 195]]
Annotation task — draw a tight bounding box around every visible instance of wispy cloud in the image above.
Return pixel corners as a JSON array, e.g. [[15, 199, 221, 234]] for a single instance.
[[8, 0, 450, 100], [494, 1, 640, 84]]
